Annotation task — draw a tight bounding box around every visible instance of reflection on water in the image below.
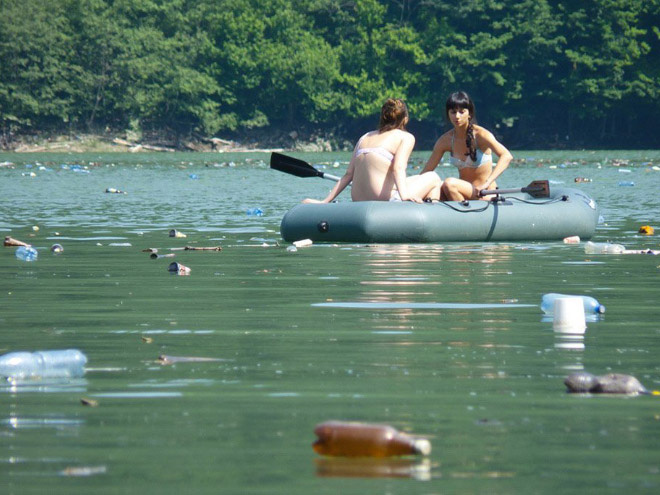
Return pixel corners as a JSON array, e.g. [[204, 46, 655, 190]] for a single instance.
[[1, 151, 660, 493], [315, 457, 434, 480]]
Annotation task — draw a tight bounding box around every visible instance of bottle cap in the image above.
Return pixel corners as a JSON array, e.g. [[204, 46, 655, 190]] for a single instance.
[[596, 304, 605, 314], [412, 438, 432, 456]]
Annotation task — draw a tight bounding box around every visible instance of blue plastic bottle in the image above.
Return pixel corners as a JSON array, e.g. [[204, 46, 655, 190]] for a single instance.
[[0, 349, 87, 379], [541, 293, 605, 315], [246, 208, 264, 216], [15, 246, 38, 261]]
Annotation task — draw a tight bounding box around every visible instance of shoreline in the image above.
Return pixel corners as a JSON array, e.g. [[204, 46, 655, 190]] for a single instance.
[[1, 129, 349, 154]]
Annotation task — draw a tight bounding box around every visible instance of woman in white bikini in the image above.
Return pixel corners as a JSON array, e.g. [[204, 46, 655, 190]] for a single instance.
[[421, 91, 513, 201], [303, 98, 442, 204]]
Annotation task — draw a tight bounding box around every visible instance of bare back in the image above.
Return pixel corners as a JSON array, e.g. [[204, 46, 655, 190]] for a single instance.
[[349, 129, 411, 201]]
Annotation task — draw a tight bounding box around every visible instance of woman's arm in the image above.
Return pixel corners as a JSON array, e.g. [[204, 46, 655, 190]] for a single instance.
[[392, 132, 422, 202], [302, 161, 355, 204], [421, 135, 448, 174], [477, 128, 513, 189]]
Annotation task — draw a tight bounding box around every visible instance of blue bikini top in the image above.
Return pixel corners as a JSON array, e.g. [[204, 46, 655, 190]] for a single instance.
[[450, 130, 492, 169]]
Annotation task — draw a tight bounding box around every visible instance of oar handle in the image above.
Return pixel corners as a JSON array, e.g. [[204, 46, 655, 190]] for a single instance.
[[480, 187, 518, 196], [321, 172, 341, 182]]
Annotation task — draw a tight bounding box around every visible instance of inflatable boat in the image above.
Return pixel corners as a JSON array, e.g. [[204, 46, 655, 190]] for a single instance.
[[270, 152, 599, 243], [280, 187, 599, 243]]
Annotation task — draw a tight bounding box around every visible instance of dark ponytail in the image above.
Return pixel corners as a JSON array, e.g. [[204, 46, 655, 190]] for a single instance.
[[466, 120, 477, 162]]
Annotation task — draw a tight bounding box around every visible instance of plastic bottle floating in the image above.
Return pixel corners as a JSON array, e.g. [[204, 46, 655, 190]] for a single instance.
[[105, 187, 127, 194], [169, 229, 187, 238], [0, 349, 87, 379], [246, 208, 264, 216], [313, 421, 431, 457], [541, 293, 605, 315], [564, 372, 650, 395], [584, 241, 625, 254], [15, 246, 38, 261]]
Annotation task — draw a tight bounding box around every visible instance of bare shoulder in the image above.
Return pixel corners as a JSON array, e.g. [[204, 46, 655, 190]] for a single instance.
[[390, 128, 415, 146], [433, 130, 452, 151], [473, 125, 495, 140]]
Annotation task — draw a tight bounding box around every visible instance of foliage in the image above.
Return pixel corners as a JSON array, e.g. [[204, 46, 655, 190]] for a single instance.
[[1, 0, 659, 147]]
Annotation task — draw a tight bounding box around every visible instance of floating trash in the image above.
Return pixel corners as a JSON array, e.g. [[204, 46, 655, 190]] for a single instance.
[[105, 187, 127, 194], [618, 181, 635, 186], [584, 241, 625, 254], [564, 372, 648, 395], [293, 239, 313, 248], [169, 229, 187, 238], [51, 244, 64, 254], [313, 421, 431, 457], [639, 225, 654, 235], [4, 236, 30, 247], [168, 262, 190, 275], [552, 297, 586, 334], [563, 236, 580, 244], [246, 208, 264, 216], [15, 246, 38, 261]]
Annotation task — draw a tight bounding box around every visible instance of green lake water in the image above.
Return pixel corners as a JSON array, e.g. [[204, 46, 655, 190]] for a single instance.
[[1, 150, 660, 494]]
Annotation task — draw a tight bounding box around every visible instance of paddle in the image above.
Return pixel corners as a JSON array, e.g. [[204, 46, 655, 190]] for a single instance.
[[480, 180, 550, 198], [270, 152, 341, 182]]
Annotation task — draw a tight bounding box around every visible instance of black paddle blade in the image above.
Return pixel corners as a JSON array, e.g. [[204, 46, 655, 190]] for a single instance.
[[270, 152, 322, 179], [522, 180, 550, 198]]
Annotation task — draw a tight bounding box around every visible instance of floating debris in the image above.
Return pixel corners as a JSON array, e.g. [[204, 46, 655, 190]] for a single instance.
[[639, 225, 654, 235], [293, 239, 313, 248], [168, 262, 190, 275], [565, 372, 648, 395], [157, 354, 226, 365], [60, 465, 107, 477], [4, 236, 31, 247], [80, 398, 99, 407], [169, 229, 187, 238]]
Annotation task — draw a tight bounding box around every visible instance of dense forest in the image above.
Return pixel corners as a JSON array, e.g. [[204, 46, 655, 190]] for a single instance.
[[1, 0, 659, 149]]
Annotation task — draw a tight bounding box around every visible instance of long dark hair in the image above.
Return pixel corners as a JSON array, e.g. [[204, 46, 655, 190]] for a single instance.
[[379, 98, 409, 132], [446, 91, 477, 162]]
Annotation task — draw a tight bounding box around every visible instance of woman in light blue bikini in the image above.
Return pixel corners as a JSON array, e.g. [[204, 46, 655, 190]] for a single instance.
[[422, 91, 513, 201], [303, 99, 442, 204]]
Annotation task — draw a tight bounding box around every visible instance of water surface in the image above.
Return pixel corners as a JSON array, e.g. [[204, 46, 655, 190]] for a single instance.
[[1, 150, 659, 494]]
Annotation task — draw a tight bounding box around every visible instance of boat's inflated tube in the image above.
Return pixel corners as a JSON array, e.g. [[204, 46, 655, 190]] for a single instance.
[[280, 187, 599, 243]]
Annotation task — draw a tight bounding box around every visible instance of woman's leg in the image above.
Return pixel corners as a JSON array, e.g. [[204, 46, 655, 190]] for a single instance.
[[441, 177, 477, 201], [406, 172, 442, 200]]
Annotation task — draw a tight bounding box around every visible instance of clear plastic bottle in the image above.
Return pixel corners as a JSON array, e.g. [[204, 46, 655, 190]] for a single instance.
[[15, 246, 38, 261], [584, 241, 625, 254], [313, 421, 431, 457], [541, 293, 605, 315], [0, 349, 87, 379]]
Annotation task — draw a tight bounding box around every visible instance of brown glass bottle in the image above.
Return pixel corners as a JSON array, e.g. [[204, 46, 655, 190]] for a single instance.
[[313, 421, 431, 457]]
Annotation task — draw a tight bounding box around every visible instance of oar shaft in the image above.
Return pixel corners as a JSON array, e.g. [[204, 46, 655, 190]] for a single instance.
[[321, 173, 341, 182]]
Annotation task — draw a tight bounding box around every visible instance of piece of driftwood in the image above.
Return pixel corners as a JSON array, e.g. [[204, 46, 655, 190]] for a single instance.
[[4, 236, 31, 247]]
